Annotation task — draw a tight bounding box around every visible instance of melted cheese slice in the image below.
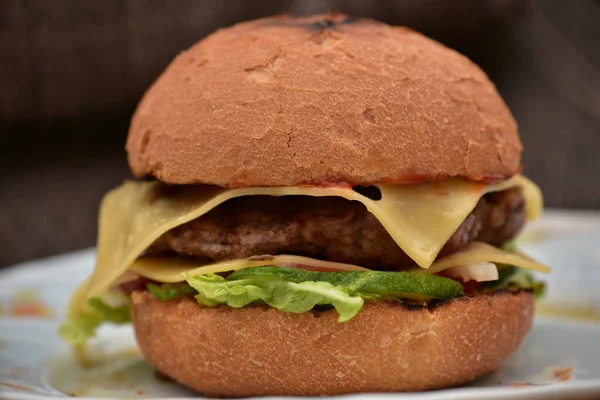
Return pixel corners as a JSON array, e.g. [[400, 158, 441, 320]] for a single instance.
[[82, 175, 541, 302], [128, 255, 370, 283], [408, 242, 550, 274], [68, 240, 550, 319], [125, 242, 549, 284]]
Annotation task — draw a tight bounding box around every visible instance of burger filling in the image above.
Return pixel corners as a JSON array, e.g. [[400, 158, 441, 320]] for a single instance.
[[147, 187, 525, 270], [59, 175, 549, 346]]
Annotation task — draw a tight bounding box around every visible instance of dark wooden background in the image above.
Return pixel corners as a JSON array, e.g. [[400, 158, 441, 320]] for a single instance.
[[1, 0, 599, 267]]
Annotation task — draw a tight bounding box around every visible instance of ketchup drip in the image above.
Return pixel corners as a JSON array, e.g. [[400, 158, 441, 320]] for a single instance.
[[120, 277, 156, 295]]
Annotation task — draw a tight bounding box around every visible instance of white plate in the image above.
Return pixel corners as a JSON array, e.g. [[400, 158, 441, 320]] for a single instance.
[[1, 209, 600, 400]]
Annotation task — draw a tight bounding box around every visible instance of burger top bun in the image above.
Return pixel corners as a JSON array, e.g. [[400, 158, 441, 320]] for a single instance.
[[127, 13, 522, 187]]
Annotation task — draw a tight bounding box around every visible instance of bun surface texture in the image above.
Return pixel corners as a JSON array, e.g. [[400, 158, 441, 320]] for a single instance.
[[127, 14, 521, 186], [131, 289, 534, 396]]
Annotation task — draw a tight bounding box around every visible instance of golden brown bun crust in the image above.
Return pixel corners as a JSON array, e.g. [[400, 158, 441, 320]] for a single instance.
[[131, 290, 534, 396], [127, 14, 521, 187]]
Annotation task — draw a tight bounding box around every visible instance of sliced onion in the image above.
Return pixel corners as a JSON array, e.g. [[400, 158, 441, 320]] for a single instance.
[[444, 262, 499, 282], [99, 288, 131, 307]]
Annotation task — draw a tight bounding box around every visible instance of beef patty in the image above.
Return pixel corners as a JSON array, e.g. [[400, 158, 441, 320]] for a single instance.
[[148, 187, 525, 270]]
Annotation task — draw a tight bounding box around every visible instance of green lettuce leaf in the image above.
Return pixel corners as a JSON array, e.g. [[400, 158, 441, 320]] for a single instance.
[[502, 267, 546, 298], [59, 298, 131, 345], [501, 240, 518, 252], [228, 267, 463, 300], [181, 268, 463, 322], [183, 273, 364, 322], [147, 282, 197, 300], [482, 265, 546, 298]]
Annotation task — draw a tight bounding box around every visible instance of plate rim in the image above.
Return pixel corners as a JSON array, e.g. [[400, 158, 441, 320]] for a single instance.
[[2, 209, 600, 399]]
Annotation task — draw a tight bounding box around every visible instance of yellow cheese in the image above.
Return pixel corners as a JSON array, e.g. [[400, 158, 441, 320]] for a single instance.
[[123, 241, 549, 284], [84, 175, 541, 302], [68, 241, 549, 319], [407, 242, 551, 274], [128, 242, 550, 283], [129, 254, 369, 283]]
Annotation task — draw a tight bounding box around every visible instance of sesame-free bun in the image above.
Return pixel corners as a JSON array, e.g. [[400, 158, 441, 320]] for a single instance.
[[126, 14, 522, 187], [131, 289, 533, 397]]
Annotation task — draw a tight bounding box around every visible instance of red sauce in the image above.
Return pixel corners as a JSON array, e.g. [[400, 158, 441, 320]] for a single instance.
[[378, 171, 433, 184], [460, 280, 483, 294], [120, 277, 155, 294], [436, 273, 482, 294], [279, 263, 349, 272], [509, 382, 534, 388], [245, 169, 521, 190], [480, 174, 511, 185], [0, 382, 31, 391], [379, 171, 517, 186], [553, 367, 574, 382], [300, 180, 353, 189]]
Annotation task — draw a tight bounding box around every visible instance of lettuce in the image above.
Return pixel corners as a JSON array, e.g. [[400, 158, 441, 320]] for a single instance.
[[489, 241, 546, 298], [147, 282, 197, 300], [59, 298, 131, 345], [58, 267, 465, 344], [502, 267, 546, 298], [228, 267, 463, 300], [182, 268, 464, 322], [483, 265, 546, 298], [183, 273, 364, 322]]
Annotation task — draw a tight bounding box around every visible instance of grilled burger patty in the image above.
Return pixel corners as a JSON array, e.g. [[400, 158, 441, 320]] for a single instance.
[[148, 187, 525, 270]]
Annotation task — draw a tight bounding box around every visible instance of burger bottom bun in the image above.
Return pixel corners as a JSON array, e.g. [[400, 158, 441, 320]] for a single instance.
[[131, 289, 534, 397]]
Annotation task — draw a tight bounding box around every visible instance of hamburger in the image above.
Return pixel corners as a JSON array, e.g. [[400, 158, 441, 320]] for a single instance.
[[60, 14, 550, 397]]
